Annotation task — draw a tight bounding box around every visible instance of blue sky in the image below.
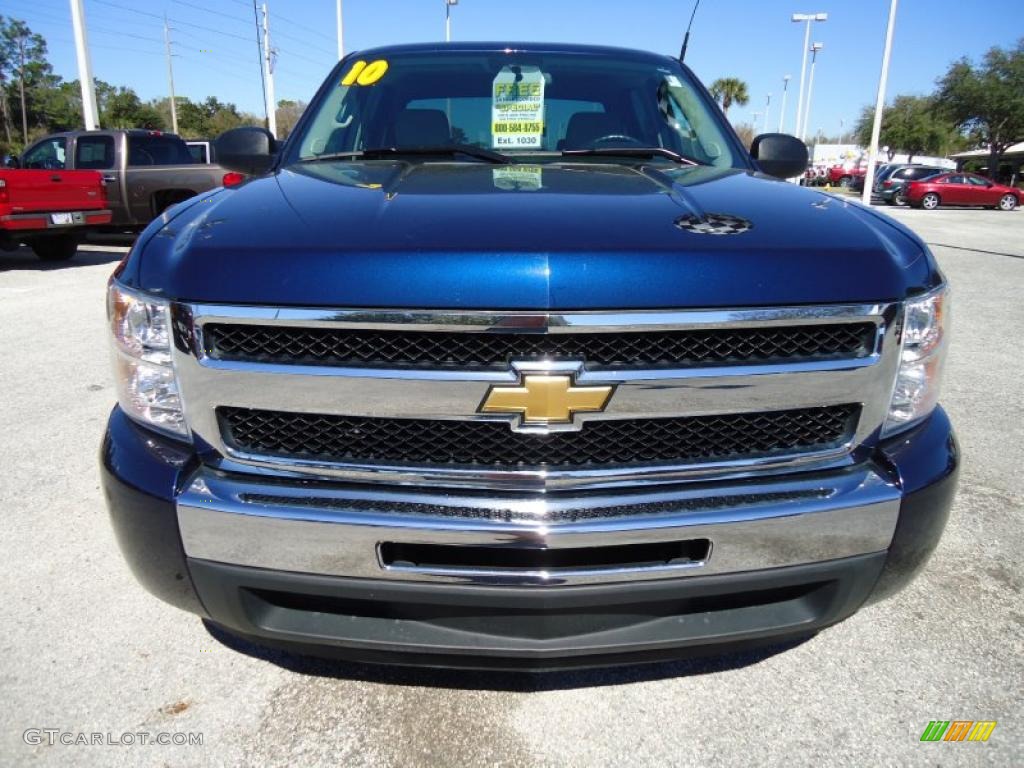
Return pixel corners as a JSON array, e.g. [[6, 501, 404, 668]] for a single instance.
[[5, 0, 1023, 138]]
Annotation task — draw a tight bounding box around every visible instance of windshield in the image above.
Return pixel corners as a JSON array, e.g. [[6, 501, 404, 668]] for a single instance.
[[288, 50, 740, 167]]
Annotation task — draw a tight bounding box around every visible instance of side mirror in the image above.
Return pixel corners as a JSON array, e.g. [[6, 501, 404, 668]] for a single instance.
[[2, 154, 19, 169], [214, 127, 277, 175], [750, 133, 808, 180]]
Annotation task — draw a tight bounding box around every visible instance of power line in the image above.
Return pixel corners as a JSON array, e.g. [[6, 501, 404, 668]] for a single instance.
[[90, 0, 249, 43], [171, 0, 250, 24], [89, 0, 164, 22], [42, 33, 163, 58], [268, 8, 336, 45], [5, 3, 161, 43], [169, 0, 334, 58], [168, 15, 254, 43], [259, 26, 334, 57], [272, 43, 331, 68]]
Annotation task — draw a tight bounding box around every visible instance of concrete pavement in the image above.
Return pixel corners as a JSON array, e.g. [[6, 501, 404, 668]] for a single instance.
[[1, 207, 1021, 766]]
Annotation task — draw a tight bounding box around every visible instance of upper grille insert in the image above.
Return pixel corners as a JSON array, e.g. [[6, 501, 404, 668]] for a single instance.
[[203, 322, 876, 369], [219, 404, 859, 470]]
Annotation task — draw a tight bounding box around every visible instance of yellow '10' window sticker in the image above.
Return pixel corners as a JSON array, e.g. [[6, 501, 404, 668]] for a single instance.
[[341, 60, 389, 86]]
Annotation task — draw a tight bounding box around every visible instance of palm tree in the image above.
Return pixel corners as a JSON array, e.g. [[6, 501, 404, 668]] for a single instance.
[[709, 78, 750, 118]]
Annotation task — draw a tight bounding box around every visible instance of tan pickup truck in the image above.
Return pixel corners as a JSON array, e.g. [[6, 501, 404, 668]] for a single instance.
[[13, 129, 228, 230]]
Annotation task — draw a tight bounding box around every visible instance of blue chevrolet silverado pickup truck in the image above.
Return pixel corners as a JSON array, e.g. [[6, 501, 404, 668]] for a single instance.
[[101, 42, 957, 670]]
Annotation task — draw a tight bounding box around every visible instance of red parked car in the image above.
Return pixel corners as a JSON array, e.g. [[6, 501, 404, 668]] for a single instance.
[[906, 172, 1020, 211]]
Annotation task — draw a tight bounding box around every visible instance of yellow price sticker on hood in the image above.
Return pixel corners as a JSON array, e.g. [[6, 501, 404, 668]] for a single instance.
[[341, 59, 389, 87]]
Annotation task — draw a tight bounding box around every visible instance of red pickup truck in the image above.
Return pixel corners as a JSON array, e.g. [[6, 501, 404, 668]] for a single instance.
[[827, 165, 866, 187], [0, 168, 112, 260]]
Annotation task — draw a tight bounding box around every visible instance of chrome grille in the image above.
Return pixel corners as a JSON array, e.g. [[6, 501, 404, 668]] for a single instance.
[[174, 303, 900, 491], [203, 322, 876, 369], [220, 405, 859, 469]]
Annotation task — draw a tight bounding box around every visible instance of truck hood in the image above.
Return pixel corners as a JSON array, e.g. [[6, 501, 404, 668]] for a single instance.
[[131, 161, 940, 308]]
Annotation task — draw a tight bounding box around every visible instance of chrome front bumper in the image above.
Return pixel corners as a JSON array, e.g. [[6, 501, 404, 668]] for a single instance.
[[178, 463, 901, 587]]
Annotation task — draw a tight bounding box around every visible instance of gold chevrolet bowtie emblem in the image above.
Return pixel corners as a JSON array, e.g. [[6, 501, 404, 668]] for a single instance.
[[480, 375, 613, 425]]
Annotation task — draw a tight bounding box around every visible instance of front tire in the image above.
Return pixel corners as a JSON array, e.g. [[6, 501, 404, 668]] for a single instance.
[[31, 235, 79, 261], [839, 176, 852, 188], [921, 192, 941, 210], [998, 194, 1018, 211]]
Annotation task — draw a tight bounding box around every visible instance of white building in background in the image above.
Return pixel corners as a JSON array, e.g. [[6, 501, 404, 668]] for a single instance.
[[949, 141, 1024, 184], [809, 143, 956, 170]]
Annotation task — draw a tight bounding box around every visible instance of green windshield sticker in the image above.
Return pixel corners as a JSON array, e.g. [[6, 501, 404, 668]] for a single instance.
[[493, 166, 543, 191], [491, 66, 545, 150]]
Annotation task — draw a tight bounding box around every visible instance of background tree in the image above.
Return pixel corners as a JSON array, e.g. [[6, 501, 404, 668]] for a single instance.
[[937, 38, 1024, 178], [854, 95, 962, 161], [708, 78, 749, 118], [275, 99, 307, 138], [164, 96, 258, 137], [0, 15, 54, 151], [731, 121, 755, 147]]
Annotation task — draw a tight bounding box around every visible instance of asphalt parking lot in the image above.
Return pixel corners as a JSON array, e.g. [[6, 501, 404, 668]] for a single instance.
[[1, 205, 1021, 767]]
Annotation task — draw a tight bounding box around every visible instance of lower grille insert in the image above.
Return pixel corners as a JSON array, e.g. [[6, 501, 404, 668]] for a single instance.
[[379, 540, 711, 573], [219, 404, 859, 470]]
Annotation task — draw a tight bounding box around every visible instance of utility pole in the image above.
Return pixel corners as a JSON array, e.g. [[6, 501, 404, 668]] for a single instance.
[[336, 0, 344, 59], [262, 3, 277, 137], [763, 93, 771, 133], [862, 0, 898, 205], [69, 0, 100, 129], [17, 34, 28, 145], [163, 16, 178, 135], [778, 74, 790, 133], [800, 42, 823, 141]]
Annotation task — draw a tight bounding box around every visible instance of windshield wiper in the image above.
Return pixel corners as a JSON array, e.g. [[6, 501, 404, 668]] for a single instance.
[[302, 145, 512, 165], [561, 147, 703, 166]]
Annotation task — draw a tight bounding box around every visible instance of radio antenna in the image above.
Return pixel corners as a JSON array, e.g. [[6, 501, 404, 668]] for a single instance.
[[679, 0, 702, 61]]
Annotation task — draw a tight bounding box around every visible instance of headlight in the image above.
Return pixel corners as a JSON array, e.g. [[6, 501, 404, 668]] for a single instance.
[[107, 282, 187, 437], [883, 284, 949, 436]]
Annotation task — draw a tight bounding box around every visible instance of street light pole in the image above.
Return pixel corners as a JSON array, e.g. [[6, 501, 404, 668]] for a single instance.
[[69, 0, 99, 129], [861, 0, 898, 205], [791, 13, 827, 143], [800, 42, 823, 141], [763, 93, 771, 133], [778, 74, 790, 133], [342, 0, 350, 59], [445, 0, 458, 43]]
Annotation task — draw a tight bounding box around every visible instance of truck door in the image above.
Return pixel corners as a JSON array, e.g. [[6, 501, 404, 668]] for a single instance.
[[73, 134, 126, 224], [17, 137, 77, 210]]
